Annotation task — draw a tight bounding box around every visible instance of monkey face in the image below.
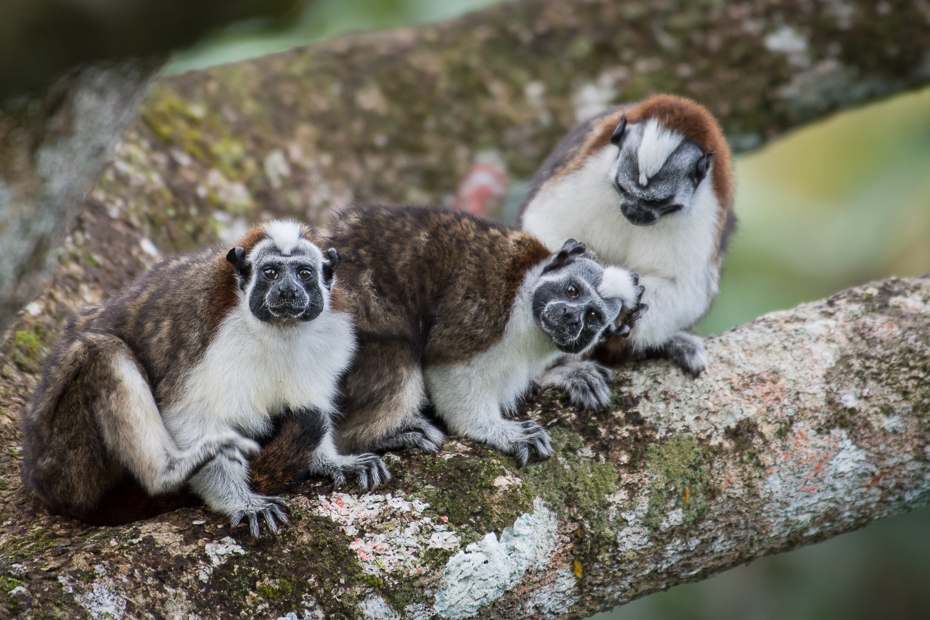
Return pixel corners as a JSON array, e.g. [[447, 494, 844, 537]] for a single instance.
[[609, 118, 712, 227], [532, 240, 643, 354], [227, 224, 340, 324]]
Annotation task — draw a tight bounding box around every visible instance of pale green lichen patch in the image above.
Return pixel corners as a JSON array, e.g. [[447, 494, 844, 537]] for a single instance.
[[11, 327, 49, 374], [643, 434, 712, 530], [522, 428, 618, 559]]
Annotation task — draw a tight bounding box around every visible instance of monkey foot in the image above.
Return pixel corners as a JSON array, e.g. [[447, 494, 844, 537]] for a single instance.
[[501, 420, 553, 467], [330, 453, 391, 493], [229, 494, 289, 540]]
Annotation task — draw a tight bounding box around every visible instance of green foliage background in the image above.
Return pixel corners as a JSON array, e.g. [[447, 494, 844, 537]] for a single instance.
[[169, 2, 930, 618]]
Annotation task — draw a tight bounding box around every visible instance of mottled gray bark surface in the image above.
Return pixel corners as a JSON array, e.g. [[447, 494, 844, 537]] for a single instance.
[[1, 0, 929, 618], [0, 276, 927, 619], [0, 60, 161, 338]]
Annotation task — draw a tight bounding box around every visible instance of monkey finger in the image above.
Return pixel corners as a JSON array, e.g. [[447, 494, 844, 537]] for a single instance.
[[269, 503, 289, 524], [230, 512, 244, 531], [268, 496, 289, 510], [377, 460, 391, 484], [357, 469, 370, 493], [262, 509, 279, 537], [367, 466, 381, 491], [249, 513, 260, 540], [331, 471, 346, 489], [513, 445, 530, 468]]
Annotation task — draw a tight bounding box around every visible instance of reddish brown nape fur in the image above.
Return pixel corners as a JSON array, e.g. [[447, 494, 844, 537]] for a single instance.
[[565, 95, 734, 263]]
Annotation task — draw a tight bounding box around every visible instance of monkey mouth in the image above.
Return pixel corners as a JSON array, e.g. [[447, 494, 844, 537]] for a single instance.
[[620, 203, 660, 227], [267, 301, 319, 321]]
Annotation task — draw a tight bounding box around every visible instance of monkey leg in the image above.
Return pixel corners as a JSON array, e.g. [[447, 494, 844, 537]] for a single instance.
[[189, 453, 288, 539], [425, 365, 553, 467], [250, 409, 390, 494], [644, 331, 707, 378], [336, 336, 444, 455], [21, 335, 257, 518]]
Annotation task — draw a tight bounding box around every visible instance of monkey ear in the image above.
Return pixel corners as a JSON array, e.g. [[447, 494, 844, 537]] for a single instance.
[[610, 116, 627, 147], [321, 248, 340, 288], [226, 247, 251, 274], [542, 239, 586, 274], [692, 150, 715, 185]]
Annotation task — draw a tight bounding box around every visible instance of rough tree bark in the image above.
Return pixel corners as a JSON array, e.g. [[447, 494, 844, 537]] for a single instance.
[[1, 0, 929, 618], [0, 0, 302, 337], [1, 276, 927, 619]]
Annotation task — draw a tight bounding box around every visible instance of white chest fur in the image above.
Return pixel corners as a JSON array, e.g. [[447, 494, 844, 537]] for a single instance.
[[424, 264, 561, 429], [163, 306, 356, 446], [523, 146, 720, 282]]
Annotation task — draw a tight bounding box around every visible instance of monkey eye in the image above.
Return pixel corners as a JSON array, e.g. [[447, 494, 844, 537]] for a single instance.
[[297, 268, 313, 280], [586, 309, 600, 323], [567, 284, 579, 298], [263, 267, 279, 280]]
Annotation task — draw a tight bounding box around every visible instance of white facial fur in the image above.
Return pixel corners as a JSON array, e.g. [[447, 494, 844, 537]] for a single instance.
[[637, 119, 685, 186], [522, 142, 721, 350]]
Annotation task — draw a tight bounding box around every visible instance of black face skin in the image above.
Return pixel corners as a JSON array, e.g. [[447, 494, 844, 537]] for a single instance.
[[610, 117, 713, 227], [227, 246, 340, 323], [532, 240, 626, 354]]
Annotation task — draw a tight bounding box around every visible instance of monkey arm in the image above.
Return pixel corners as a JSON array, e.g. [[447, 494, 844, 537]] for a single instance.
[[426, 364, 553, 467]]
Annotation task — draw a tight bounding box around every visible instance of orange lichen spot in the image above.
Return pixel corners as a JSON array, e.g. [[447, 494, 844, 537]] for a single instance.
[[684, 488, 691, 504], [574, 560, 583, 578]]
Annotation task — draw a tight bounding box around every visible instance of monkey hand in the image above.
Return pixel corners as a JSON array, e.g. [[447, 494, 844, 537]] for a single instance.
[[663, 332, 707, 378], [329, 453, 391, 493], [229, 493, 290, 540], [211, 432, 261, 467], [539, 359, 613, 411], [500, 420, 553, 467]]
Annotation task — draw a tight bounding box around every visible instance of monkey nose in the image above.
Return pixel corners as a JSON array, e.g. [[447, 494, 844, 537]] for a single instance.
[[279, 284, 298, 300]]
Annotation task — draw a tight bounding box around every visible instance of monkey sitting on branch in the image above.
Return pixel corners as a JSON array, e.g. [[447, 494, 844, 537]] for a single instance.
[[325, 205, 644, 465], [20, 221, 387, 539], [519, 94, 735, 379]]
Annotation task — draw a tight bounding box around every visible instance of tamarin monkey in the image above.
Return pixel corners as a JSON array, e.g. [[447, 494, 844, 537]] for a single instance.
[[20, 221, 387, 538], [518, 94, 735, 378], [327, 205, 644, 465]]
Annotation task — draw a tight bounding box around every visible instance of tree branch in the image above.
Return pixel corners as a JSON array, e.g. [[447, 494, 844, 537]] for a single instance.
[[2, 1, 929, 617], [1, 276, 927, 618]]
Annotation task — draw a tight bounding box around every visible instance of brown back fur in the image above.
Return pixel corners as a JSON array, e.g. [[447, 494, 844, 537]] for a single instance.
[[327, 205, 551, 365]]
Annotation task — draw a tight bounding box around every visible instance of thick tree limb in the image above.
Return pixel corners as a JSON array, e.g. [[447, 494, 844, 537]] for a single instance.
[[0, 274, 927, 618]]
